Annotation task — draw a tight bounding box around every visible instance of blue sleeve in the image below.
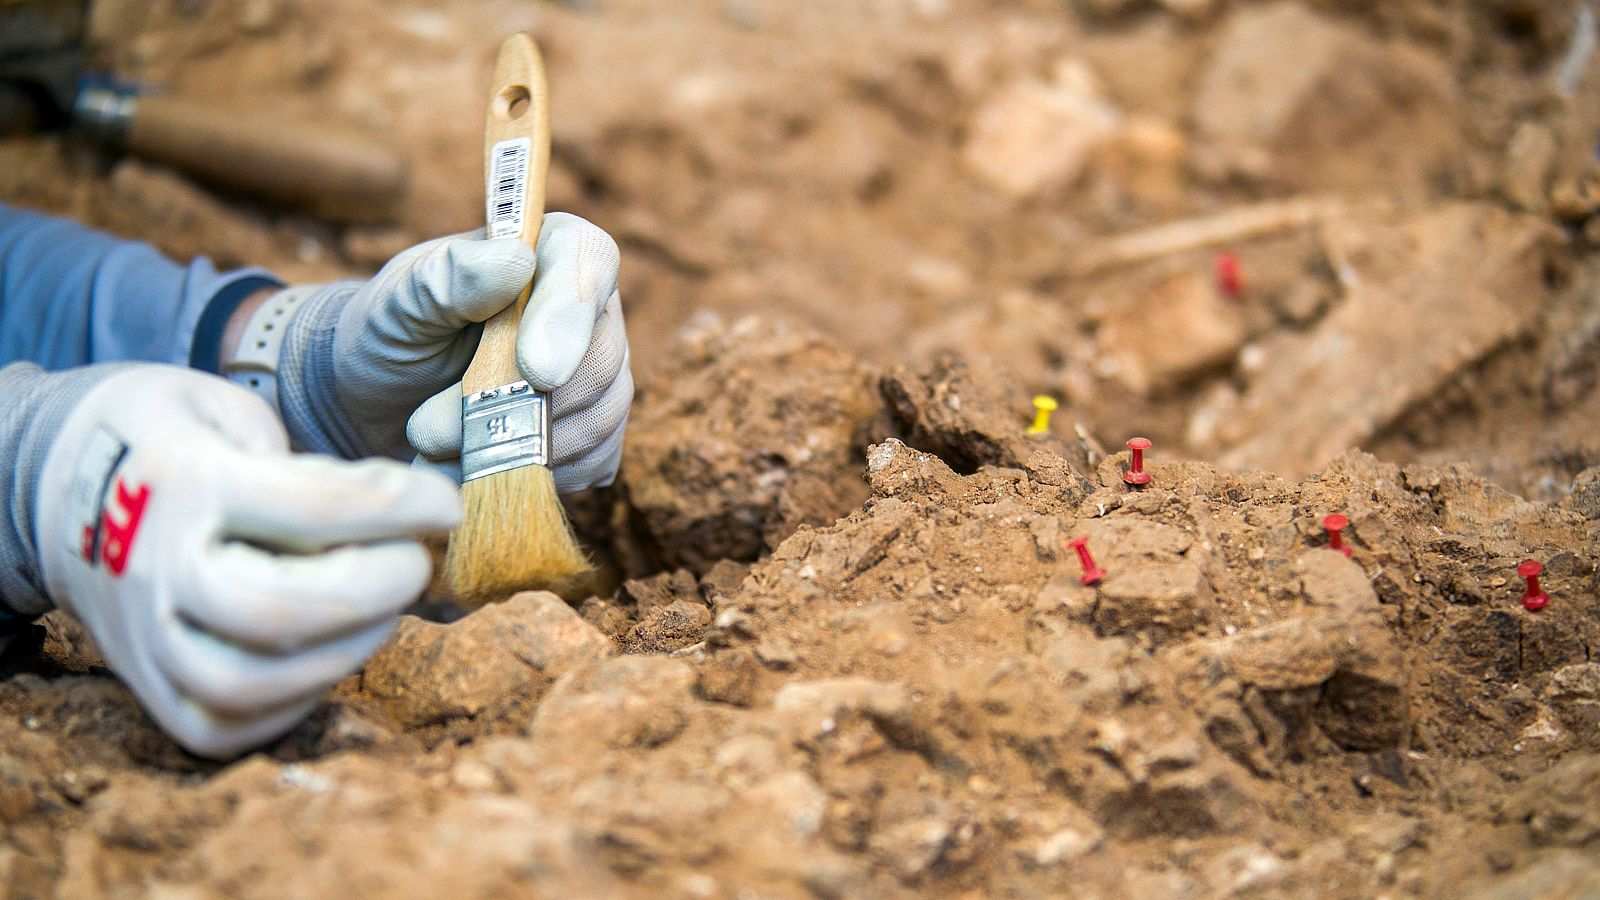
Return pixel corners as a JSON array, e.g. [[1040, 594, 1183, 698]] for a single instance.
[[0, 204, 283, 639], [0, 203, 282, 371]]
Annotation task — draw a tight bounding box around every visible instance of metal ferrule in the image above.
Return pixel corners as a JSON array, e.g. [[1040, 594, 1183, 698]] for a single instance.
[[460, 380, 550, 482], [72, 82, 137, 145]]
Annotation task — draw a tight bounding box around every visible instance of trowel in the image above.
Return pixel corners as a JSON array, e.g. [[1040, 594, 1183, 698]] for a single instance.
[[0, 0, 406, 222]]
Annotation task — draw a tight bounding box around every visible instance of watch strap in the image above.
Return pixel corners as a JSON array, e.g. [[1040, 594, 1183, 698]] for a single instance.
[[221, 287, 315, 412]]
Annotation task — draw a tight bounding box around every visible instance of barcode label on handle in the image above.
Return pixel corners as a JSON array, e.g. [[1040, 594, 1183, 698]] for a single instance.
[[486, 137, 531, 239]]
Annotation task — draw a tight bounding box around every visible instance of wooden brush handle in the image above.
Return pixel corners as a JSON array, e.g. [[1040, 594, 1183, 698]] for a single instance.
[[463, 33, 552, 395], [124, 94, 407, 223]]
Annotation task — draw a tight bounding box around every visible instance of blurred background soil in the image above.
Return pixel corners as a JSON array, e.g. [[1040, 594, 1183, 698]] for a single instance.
[[5, 0, 1600, 896]]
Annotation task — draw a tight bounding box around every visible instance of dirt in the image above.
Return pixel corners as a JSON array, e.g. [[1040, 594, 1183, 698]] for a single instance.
[[6, 0, 1600, 896]]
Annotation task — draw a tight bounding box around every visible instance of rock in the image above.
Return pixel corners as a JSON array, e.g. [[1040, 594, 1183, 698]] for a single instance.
[[1195, 204, 1559, 477], [869, 813, 970, 883], [904, 290, 1083, 411], [1506, 754, 1600, 846], [1193, 4, 1346, 167], [1094, 560, 1216, 645], [1503, 121, 1558, 213], [1074, 0, 1145, 18], [529, 657, 696, 751], [1290, 554, 1410, 750], [962, 59, 1121, 200], [1100, 115, 1190, 210], [620, 569, 701, 615], [1085, 712, 1263, 838], [1550, 169, 1600, 222], [694, 648, 765, 706], [1296, 550, 1377, 615], [1200, 844, 1291, 896], [699, 560, 752, 611], [307, 703, 405, 756], [864, 438, 969, 501], [1191, 3, 1458, 196], [1544, 664, 1600, 735], [237, 0, 285, 34], [577, 598, 633, 640], [359, 592, 612, 729], [1520, 608, 1593, 673], [622, 600, 712, 654], [771, 678, 912, 749], [1157, 0, 1215, 18], [881, 352, 1091, 474], [1315, 614, 1409, 751], [37, 610, 103, 672], [1097, 269, 1245, 397], [1164, 552, 1408, 753], [90, 779, 234, 852], [1085, 519, 1194, 559], [1210, 619, 1338, 691], [1465, 850, 1600, 900], [1168, 615, 1350, 770], [1021, 820, 1104, 868], [1560, 466, 1600, 519], [1035, 571, 1098, 625], [621, 316, 882, 572]]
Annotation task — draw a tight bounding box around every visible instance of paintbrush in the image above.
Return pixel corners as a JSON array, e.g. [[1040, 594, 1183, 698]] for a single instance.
[[443, 32, 590, 605]]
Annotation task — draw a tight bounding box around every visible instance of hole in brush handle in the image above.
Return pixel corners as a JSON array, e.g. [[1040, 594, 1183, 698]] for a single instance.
[[496, 85, 531, 121]]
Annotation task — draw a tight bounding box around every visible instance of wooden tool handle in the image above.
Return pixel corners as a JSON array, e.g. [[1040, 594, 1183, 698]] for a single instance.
[[462, 33, 551, 396], [124, 94, 407, 223]]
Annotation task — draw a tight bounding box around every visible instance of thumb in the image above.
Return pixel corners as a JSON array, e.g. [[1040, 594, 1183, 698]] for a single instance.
[[220, 453, 461, 553], [516, 213, 621, 390], [376, 234, 536, 341]]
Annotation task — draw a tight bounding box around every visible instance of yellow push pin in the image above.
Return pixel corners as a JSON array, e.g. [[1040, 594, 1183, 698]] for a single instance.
[[1027, 395, 1058, 435]]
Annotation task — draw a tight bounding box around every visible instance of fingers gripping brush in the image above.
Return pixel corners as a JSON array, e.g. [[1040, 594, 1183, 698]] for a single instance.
[[444, 33, 591, 605]]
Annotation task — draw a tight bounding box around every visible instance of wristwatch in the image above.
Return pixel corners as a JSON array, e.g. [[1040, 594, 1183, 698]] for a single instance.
[[220, 288, 309, 412]]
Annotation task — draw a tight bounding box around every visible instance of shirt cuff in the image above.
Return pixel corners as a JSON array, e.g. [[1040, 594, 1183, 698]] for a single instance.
[[276, 281, 368, 458]]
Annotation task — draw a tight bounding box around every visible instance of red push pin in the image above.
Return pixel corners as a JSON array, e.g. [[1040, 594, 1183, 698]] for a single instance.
[[1067, 536, 1106, 586], [1216, 252, 1244, 299], [1123, 437, 1152, 487], [1518, 560, 1549, 611], [1322, 514, 1352, 558]]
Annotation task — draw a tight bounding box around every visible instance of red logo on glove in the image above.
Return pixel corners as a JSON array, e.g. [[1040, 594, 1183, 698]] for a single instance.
[[81, 478, 151, 576]]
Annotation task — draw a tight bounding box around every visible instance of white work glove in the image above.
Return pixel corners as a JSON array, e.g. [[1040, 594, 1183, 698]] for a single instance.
[[272, 213, 631, 493], [33, 365, 459, 758]]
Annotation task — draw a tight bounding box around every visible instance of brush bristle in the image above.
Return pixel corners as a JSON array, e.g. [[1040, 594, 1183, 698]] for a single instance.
[[444, 464, 591, 607]]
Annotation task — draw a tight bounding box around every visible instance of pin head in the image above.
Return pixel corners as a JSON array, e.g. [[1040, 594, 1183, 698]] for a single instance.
[[1519, 559, 1549, 611], [1216, 252, 1244, 298], [1122, 436, 1152, 486], [1322, 513, 1352, 557], [1027, 395, 1060, 435]]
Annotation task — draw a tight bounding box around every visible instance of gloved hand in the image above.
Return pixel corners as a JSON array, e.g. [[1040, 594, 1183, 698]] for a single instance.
[[265, 212, 631, 493], [33, 364, 460, 758]]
